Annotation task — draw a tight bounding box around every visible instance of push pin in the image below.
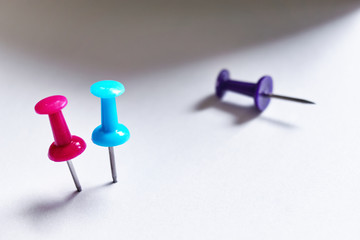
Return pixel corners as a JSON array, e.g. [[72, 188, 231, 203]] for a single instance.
[[35, 95, 86, 192], [91, 80, 130, 183], [216, 69, 314, 111]]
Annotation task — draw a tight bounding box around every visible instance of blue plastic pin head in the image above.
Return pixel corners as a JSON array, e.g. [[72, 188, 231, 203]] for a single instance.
[[91, 80, 130, 146], [216, 69, 314, 111], [91, 80, 130, 183]]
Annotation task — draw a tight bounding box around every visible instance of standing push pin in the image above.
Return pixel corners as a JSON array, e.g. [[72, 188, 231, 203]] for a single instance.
[[216, 69, 314, 111], [35, 95, 86, 192], [91, 80, 130, 183]]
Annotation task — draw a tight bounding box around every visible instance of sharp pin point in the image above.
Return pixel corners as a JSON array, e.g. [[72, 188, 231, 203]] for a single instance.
[[67, 160, 82, 192], [263, 93, 315, 104], [109, 147, 117, 183]]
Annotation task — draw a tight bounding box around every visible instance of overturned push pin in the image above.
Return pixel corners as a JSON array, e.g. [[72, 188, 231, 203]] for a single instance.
[[216, 69, 314, 111], [35, 95, 86, 192], [91, 80, 130, 183]]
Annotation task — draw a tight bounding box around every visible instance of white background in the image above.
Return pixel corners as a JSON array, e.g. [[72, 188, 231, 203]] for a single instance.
[[1, 0, 360, 239]]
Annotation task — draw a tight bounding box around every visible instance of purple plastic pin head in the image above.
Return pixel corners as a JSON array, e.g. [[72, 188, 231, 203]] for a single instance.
[[216, 69, 273, 111]]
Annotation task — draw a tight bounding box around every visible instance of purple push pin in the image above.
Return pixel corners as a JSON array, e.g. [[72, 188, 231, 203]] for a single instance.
[[216, 69, 314, 111]]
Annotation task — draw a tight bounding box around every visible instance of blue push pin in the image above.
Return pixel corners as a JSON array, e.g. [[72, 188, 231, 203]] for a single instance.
[[91, 80, 130, 183], [216, 69, 314, 111]]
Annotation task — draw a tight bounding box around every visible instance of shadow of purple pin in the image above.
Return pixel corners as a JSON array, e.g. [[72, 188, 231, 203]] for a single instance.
[[216, 69, 314, 111]]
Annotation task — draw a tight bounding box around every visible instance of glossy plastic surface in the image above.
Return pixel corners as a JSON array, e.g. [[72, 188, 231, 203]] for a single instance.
[[254, 76, 273, 111], [49, 135, 86, 162], [35, 95, 87, 162], [90, 80, 125, 98], [35, 95, 68, 115], [91, 80, 130, 147], [215, 69, 273, 111], [216, 69, 229, 98]]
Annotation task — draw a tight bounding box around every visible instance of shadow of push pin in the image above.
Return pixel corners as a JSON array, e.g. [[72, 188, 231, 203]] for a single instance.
[[91, 80, 130, 183], [216, 69, 314, 111], [35, 95, 86, 192]]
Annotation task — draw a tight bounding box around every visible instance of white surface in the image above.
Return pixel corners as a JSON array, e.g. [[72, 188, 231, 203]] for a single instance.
[[1, 0, 360, 239]]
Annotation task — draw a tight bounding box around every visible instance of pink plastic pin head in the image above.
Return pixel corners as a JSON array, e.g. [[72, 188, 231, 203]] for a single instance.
[[35, 95, 86, 161], [35, 95, 86, 192]]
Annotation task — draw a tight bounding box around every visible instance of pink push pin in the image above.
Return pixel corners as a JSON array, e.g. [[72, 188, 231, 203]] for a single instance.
[[35, 95, 86, 192]]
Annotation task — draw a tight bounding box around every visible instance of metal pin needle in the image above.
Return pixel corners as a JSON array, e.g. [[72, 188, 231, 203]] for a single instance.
[[108, 147, 117, 183], [67, 160, 82, 192], [263, 93, 315, 104]]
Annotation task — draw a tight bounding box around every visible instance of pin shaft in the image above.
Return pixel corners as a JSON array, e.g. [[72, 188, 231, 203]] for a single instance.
[[264, 93, 315, 104], [108, 147, 117, 183], [66, 160, 82, 192]]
